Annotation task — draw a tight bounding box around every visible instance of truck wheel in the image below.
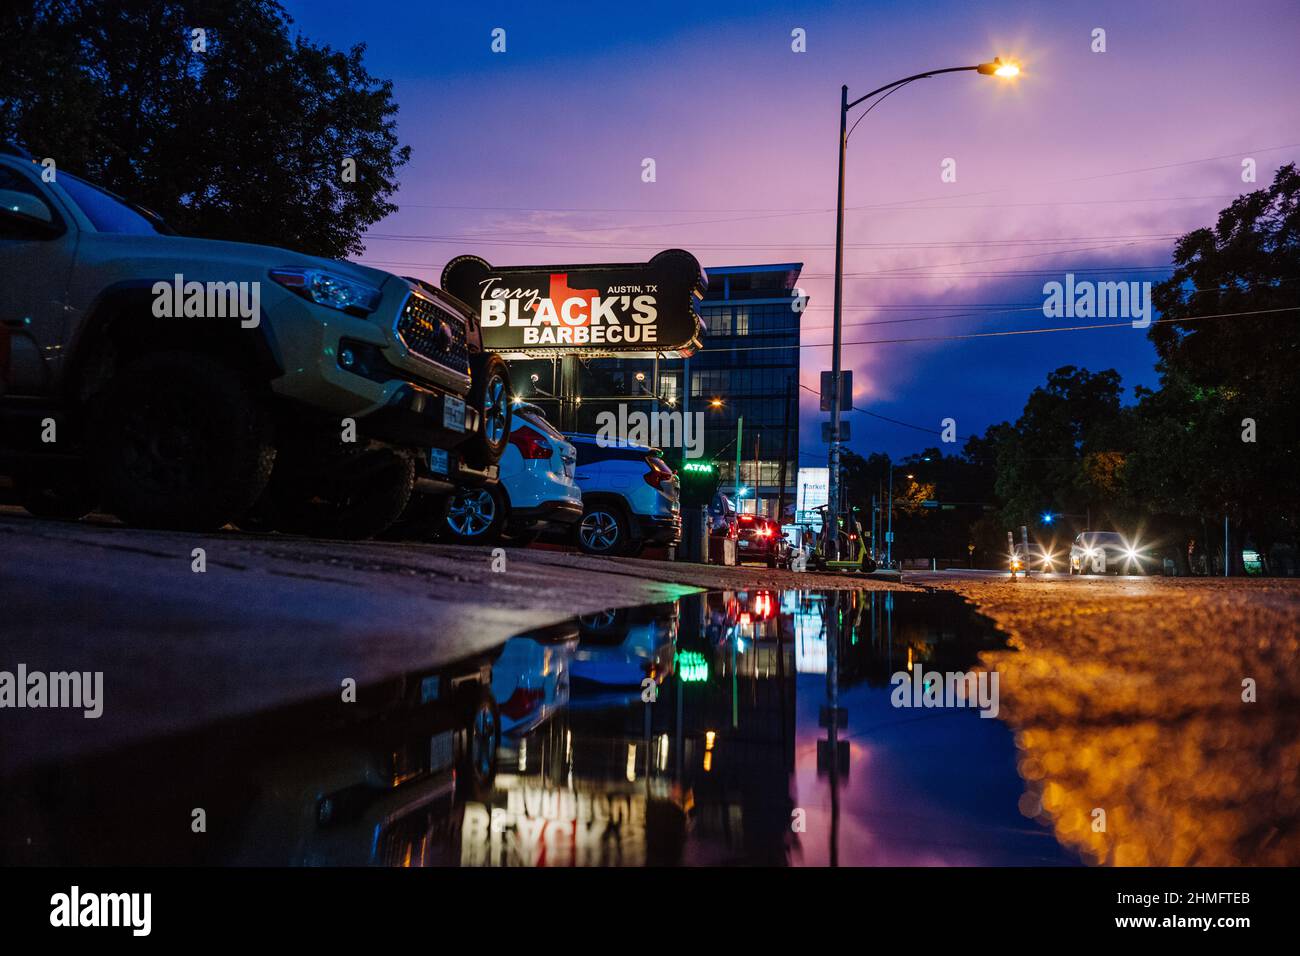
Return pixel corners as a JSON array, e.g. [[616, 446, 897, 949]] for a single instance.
[[15, 465, 98, 521], [442, 485, 507, 544], [93, 352, 274, 531], [381, 492, 450, 541], [461, 353, 511, 468], [273, 448, 414, 540]]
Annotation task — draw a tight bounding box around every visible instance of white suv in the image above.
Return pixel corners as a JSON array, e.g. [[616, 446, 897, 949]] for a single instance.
[[565, 434, 681, 556], [441, 403, 581, 545]]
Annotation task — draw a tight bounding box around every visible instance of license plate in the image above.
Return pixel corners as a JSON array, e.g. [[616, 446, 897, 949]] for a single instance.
[[739, 540, 749, 548], [443, 396, 466, 432], [428, 448, 449, 475]]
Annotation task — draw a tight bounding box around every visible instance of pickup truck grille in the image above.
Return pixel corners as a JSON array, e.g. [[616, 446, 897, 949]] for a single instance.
[[396, 294, 470, 375]]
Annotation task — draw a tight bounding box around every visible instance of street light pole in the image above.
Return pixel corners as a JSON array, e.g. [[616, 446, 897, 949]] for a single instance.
[[825, 57, 1018, 562], [827, 84, 848, 558], [887, 458, 894, 567]]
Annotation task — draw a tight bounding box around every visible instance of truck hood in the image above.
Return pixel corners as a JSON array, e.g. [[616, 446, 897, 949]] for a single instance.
[[94, 232, 396, 289]]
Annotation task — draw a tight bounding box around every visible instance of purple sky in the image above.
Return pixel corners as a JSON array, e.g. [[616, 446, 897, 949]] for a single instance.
[[282, 0, 1300, 460]]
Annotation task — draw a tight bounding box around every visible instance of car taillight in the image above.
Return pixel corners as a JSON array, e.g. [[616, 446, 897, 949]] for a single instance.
[[510, 427, 552, 459], [644, 455, 674, 487]]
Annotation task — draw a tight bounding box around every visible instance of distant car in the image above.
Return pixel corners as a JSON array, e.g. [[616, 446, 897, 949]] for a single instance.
[[736, 513, 791, 568], [708, 492, 740, 539], [441, 403, 581, 545], [1011, 541, 1063, 573], [1070, 531, 1146, 574], [566, 434, 681, 556]]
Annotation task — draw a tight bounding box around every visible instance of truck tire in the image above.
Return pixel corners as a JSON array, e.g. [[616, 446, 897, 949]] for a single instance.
[[272, 447, 414, 540], [461, 353, 511, 468], [15, 464, 98, 521], [92, 352, 275, 531], [380, 491, 450, 541]]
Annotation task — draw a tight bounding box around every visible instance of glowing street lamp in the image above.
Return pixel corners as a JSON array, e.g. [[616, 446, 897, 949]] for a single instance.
[[978, 57, 1021, 77], [825, 55, 1022, 557]]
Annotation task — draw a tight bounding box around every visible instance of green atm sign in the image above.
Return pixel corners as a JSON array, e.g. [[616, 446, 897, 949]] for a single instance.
[[682, 462, 715, 474]]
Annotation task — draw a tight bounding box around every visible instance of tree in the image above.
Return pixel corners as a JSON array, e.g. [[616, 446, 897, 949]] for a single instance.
[[0, 0, 409, 259], [1145, 163, 1300, 568], [987, 366, 1128, 529]]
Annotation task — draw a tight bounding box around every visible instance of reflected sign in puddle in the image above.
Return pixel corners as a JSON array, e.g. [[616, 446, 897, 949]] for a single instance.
[[0, 590, 1079, 866]]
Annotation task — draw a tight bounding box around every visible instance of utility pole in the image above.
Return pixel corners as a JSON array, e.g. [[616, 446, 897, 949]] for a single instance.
[[826, 84, 848, 560], [776, 376, 793, 525], [1224, 512, 1230, 577], [734, 416, 744, 511], [886, 458, 894, 567]]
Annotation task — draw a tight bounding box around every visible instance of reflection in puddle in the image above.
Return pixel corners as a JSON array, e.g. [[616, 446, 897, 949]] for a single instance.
[[0, 590, 1080, 866]]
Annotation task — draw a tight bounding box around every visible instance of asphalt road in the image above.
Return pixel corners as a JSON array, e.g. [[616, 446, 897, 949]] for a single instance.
[[911, 568, 1300, 866]]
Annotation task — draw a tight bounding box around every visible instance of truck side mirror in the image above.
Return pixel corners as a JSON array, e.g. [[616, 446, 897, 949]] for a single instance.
[[0, 189, 60, 237]]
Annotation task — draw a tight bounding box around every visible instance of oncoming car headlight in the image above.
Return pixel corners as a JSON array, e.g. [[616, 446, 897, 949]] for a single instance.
[[270, 268, 383, 315]]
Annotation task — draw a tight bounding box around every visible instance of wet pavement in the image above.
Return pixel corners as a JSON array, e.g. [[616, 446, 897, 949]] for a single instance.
[[0, 588, 1081, 866], [0, 510, 907, 770], [912, 572, 1300, 866], [3, 510, 1297, 867]]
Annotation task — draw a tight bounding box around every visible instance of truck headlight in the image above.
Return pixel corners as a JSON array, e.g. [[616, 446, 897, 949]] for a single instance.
[[270, 268, 383, 315]]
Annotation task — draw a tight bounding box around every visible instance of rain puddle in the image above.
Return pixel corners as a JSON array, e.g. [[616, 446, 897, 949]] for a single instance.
[[0, 589, 1079, 866]]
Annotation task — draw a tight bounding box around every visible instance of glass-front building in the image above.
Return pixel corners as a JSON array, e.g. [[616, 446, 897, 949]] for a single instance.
[[690, 263, 802, 518], [506, 262, 803, 519]]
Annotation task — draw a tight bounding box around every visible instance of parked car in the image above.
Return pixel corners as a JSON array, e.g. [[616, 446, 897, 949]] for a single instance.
[[736, 513, 791, 568], [1070, 531, 1146, 574], [440, 403, 581, 545], [0, 147, 510, 538], [708, 491, 740, 539], [565, 434, 681, 556]]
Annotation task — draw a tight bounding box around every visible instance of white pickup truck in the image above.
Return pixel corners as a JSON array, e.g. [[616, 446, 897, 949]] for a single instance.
[[0, 147, 510, 537]]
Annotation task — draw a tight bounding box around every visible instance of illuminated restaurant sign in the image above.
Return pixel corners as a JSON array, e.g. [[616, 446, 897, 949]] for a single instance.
[[460, 781, 652, 867], [441, 248, 707, 359]]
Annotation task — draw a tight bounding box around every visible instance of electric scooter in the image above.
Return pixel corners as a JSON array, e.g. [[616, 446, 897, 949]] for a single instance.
[[808, 505, 878, 573]]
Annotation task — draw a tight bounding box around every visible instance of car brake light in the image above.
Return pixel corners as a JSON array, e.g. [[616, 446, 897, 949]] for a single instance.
[[644, 455, 674, 487], [509, 428, 552, 459]]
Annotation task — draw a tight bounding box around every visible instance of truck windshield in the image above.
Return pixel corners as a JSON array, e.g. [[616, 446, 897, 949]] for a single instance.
[[57, 173, 167, 235]]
